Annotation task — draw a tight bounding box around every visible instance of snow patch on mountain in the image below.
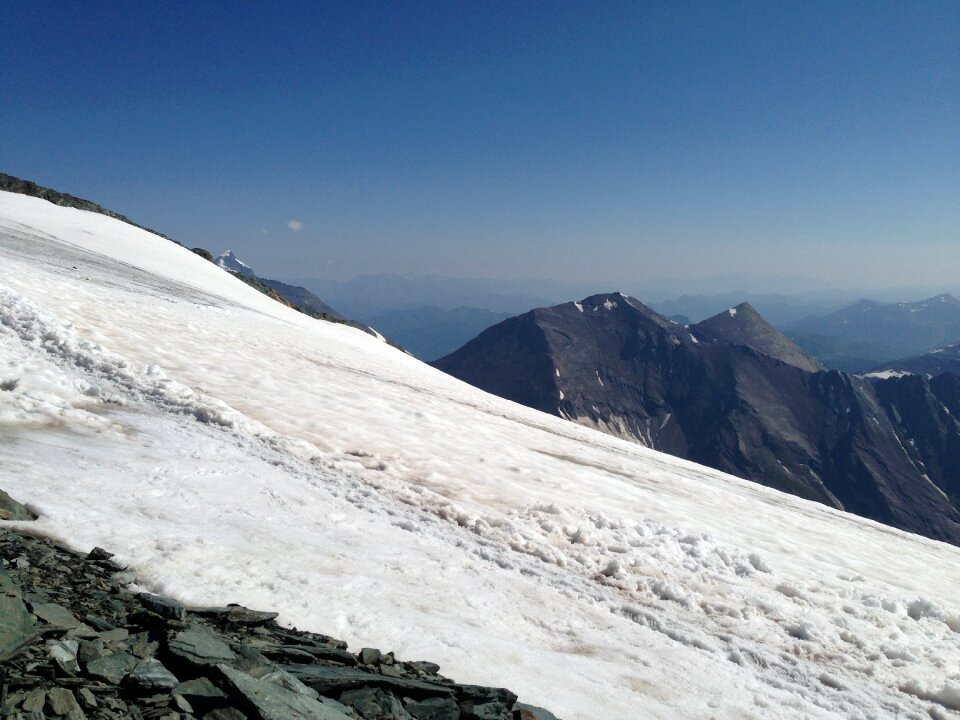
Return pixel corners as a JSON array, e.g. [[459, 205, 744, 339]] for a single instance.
[[216, 250, 256, 276]]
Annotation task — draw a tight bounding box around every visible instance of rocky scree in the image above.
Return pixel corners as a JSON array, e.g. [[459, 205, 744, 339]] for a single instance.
[[0, 498, 559, 720]]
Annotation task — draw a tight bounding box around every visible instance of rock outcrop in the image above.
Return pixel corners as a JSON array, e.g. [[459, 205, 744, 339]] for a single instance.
[[0, 519, 558, 720]]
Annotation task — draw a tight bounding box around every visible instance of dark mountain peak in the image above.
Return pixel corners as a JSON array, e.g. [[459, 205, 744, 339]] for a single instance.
[[571, 292, 674, 329], [693, 302, 822, 372]]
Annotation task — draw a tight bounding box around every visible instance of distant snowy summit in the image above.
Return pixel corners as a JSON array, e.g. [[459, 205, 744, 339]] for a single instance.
[[216, 250, 256, 277]]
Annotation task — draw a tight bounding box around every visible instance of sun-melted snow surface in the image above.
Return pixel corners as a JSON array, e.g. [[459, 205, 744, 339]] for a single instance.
[[1, 191, 959, 719]]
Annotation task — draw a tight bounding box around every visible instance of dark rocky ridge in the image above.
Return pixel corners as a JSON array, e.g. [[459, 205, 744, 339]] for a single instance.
[[0, 174, 175, 246], [0, 516, 559, 720], [433, 292, 960, 546]]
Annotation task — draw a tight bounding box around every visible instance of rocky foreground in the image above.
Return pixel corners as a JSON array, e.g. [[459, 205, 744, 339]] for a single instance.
[[0, 497, 559, 720]]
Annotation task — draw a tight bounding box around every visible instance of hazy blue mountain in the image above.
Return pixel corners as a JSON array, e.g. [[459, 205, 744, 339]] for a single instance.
[[284, 273, 596, 319], [366, 306, 514, 361], [258, 278, 345, 320], [651, 292, 836, 326], [870, 342, 960, 378], [785, 294, 960, 372]]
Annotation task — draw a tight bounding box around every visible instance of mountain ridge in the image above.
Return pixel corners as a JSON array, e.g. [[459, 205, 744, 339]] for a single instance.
[[785, 293, 960, 371]]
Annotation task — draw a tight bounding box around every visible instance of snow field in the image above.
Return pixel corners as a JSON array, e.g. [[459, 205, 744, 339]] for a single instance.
[[1, 190, 960, 718]]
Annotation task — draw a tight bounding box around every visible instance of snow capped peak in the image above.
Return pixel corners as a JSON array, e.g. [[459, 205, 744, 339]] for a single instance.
[[216, 250, 255, 276], [728, 307, 737, 317]]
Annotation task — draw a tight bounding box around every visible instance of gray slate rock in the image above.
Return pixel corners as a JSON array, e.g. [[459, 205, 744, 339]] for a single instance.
[[77, 637, 106, 664], [358, 648, 382, 666], [86, 547, 114, 561], [339, 687, 413, 720], [45, 687, 82, 717], [205, 708, 249, 720], [128, 658, 179, 689], [47, 637, 81, 674], [0, 568, 39, 661], [286, 665, 456, 698], [174, 676, 232, 714], [137, 592, 186, 621], [258, 669, 320, 699], [191, 605, 279, 626], [31, 602, 81, 630], [77, 687, 98, 710], [261, 642, 357, 666], [0, 489, 36, 521], [168, 625, 237, 667], [460, 701, 510, 720], [85, 650, 139, 683], [403, 696, 460, 720], [216, 664, 354, 720], [21, 688, 46, 713]]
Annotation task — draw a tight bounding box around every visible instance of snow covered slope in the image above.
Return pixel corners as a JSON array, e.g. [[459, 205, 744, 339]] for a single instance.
[[1, 190, 959, 719]]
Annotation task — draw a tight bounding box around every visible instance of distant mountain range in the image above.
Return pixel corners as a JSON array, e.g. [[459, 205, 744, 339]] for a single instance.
[[434, 292, 960, 546], [213, 252, 377, 336], [784, 294, 960, 372], [870, 342, 960, 378], [651, 292, 836, 326], [289, 273, 589, 320], [365, 306, 514, 362]]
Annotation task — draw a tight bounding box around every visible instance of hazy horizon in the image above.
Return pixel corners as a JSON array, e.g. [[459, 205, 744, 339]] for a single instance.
[[4, 2, 957, 293]]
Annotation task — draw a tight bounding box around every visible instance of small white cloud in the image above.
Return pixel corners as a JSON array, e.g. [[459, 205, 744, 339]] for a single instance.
[[287, 219, 304, 232]]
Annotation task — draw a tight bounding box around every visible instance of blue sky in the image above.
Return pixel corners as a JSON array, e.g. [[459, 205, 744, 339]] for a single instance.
[[3, 1, 958, 291]]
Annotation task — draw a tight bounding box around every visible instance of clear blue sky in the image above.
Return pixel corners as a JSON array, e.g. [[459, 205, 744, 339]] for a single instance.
[[3, 1, 958, 291]]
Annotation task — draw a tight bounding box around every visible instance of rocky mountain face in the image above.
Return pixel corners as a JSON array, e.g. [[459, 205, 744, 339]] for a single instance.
[[0, 516, 558, 720], [433, 292, 960, 546], [785, 294, 960, 372], [0, 173, 175, 245]]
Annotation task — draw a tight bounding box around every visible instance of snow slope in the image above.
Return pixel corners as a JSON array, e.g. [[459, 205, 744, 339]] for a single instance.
[[1, 190, 959, 719]]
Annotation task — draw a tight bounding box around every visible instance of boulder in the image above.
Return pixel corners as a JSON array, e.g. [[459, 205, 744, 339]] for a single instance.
[[216, 664, 354, 720], [168, 625, 237, 667], [0, 568, 38, 661], [137, 592, 186, 622], [0, 489, 36, 521]]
